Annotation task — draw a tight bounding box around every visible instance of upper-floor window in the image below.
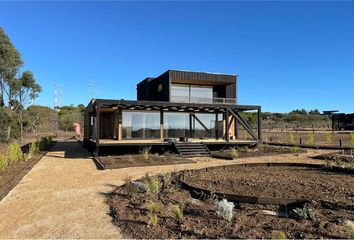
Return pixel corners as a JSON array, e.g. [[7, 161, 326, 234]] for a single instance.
[[171, 84, 212, 104]]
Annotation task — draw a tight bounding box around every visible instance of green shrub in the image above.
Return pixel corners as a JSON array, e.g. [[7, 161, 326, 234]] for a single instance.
[[7, 143, 24, 164], [170, 204, 183, 223], [148, 213, 158, 228], [28, 139, 40, 159], [293, 206, 314, 220], [230, 147, 239, 159], [0, 155, 7, 171], [142, 173, 160, 195], [142, 147, 150, 160], [344, 220, 354, 239], [289, 133, 295, 145], [350, 133, 354, 148], [148, 201, 161, 214], [307, 132, 315, 145], [292, 146, 301, 153], [326, 132, 332, 144]]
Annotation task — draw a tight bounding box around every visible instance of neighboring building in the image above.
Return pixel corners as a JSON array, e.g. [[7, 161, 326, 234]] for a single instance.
[[331, 113, 354, 130], [84, 70, 262, 157]]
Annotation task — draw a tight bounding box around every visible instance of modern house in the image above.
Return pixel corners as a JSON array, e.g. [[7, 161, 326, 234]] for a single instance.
[[331, 113, 354, 130], [84, 70, 262, 157]]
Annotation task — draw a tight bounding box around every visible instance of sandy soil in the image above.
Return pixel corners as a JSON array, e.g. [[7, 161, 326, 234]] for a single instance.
[[0, 140, 330, 239]]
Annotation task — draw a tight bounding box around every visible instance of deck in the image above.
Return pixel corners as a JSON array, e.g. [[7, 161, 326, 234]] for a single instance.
[[92, 138, 258, 146]]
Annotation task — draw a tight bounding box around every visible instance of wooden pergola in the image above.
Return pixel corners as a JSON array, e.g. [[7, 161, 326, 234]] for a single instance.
[[84, 99, 262, 156]]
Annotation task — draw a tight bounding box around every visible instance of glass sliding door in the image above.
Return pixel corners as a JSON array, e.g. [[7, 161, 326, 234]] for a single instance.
[[164, 112, 191, 138], [122, 111, 160, 139], [170, 84, 190, 103], [190, 86, 213, 104], [170, 84, 213, 104]]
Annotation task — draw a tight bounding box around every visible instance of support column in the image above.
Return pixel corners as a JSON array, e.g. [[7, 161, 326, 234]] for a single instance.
[[235, 112, 239, 139], [95, 103, 100, 157], [215, 113, 219, 140], [225, 109, 230, 142], [258, 107, 262, 142], [160, 110, 164, 140], [118, 108, 122, 141]]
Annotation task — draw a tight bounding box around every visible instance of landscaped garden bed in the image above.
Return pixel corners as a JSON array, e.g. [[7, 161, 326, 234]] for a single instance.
[[0, 136, 55, 200], [211, 145, 302, 160], [99, 154, 196, 169], [107, 164, 354, 239]]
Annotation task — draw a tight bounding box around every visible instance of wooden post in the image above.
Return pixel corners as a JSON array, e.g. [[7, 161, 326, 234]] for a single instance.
[[160, 110, 164, 140], [257, 107, 262, 142], [225, 109, 230, 142], [215, 113, 219, 140], [95, 103, 100, 157], [118, 108, 122, 141]]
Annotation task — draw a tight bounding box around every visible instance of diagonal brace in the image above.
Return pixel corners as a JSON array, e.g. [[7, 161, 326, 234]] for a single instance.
[[192, 114, 211, 134], [228, 109, 258, 141]]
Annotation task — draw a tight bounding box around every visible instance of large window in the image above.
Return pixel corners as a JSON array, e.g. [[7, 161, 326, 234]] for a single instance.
[[122, 111, 160, 139], [171, 84, 213, 104], [164, 112, 191, 138], [164, 112, 224, 139]]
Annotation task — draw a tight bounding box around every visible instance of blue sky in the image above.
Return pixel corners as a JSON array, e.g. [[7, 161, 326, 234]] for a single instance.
[[1, 1, 353, 113]]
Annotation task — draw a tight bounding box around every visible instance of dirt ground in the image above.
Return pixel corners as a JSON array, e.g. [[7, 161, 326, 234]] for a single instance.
[[0, 140, 331, 238], [263, 131, 354, 147], [109, 165, 353, 238]]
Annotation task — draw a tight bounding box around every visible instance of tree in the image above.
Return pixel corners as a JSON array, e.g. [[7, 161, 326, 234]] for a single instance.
[[10, 71, 42, 141], [309, 109, 320, 115], [58, 105, 84, 133], [0, 27, 23, 107], [24, 105, 58, 135]]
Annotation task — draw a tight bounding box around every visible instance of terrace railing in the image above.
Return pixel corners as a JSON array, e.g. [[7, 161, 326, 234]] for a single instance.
[[171, 96, 237, 105]]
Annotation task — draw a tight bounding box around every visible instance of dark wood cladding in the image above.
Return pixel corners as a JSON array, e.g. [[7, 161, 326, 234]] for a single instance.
[[169, 70, 236, 84], [137, 73, 169, 101], [137, 70, 237, 102]]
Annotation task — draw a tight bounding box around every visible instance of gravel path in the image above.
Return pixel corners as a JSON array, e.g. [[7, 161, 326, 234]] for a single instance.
[[0, 140, 329, 239]]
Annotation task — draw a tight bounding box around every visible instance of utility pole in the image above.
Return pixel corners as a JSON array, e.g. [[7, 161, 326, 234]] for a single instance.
[[54, 83, 58, 111]]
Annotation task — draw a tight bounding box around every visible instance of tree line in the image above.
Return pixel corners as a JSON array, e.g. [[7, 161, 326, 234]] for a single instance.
[[0, 27, 84, 143]]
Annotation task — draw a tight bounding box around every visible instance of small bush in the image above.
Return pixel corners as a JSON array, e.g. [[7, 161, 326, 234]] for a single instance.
[[7, 143, 24, 165], [343, 220, 354, 239], [148, 213, 158, 228], [350, 133, 354, 148], [215, 199, 234, 221], [289, 133, 295, 145], [170, 204, 183, 223], [147, 201, 161, 214], [326, 132, 332, 144], [292, 146, 300, 153], [272, 231, 286, 240], [124, 176, 135, 196], [142, 147, 151, 160], [230, 147, 239, 159], [0, 155, 7, 171], [28, 139, 40, 159], [293, 206, 314, 220], [307, 133, 315, 145], [142, 173, 160, 195]]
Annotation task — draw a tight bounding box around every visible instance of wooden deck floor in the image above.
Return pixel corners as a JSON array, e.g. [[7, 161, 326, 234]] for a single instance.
[[94, 138, 258, 146]]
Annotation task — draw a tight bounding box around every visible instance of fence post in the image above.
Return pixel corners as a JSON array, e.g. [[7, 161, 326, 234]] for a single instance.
[[339, 139, 342, 147], [299, 138, 302, 145]]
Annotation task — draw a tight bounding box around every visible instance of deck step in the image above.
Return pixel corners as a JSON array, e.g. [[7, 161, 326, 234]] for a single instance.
[[174, 142, 211, 158]]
